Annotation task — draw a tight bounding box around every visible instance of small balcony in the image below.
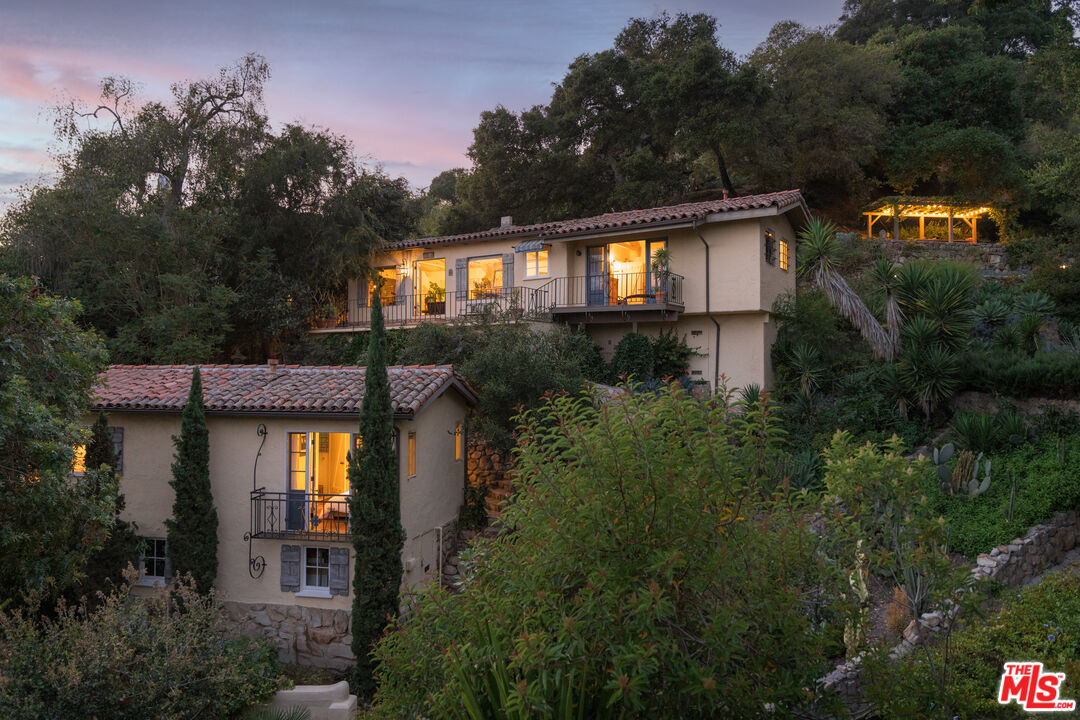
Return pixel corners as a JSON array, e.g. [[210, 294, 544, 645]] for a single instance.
[[316, 286, 551, 331], [250, 489, 351, 543], [543, 271, 684, 324]]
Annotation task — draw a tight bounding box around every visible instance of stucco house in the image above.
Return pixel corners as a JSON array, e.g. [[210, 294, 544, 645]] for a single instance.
[[86, 362, 475, 669], [316, 190, 810, 391]]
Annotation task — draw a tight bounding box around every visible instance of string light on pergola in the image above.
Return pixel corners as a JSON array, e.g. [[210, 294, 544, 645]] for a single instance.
[[863, 197, 992, 243]]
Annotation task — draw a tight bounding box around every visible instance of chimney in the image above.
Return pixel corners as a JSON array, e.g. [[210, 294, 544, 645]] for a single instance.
[[268, 358, 279, 374], [500, 216, 513, 228], [722, 188, 730, 200]]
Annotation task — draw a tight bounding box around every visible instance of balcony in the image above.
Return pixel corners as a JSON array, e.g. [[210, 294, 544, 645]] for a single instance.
[[250, 489, 351, 543], [541, 271, 684, 324], [316, 286, 551, 331]]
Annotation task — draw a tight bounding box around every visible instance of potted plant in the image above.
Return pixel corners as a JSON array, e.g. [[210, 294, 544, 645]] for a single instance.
[[424, 282, 446, 315], [651, 247, 671, 303], [319, 303, 339, 328]]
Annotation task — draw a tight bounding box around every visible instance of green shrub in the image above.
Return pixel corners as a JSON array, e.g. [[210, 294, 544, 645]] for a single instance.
[[650, 328, 696, 380], [930, 436, 1080, 558], [959, 347, 1080, 398], [371, 386, 846, 718], [610, 332, 654, 380], [0, 575, 281, 719]]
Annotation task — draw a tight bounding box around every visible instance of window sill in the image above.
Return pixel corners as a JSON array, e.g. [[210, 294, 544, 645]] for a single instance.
[[295, 588, 332, 599], [523, 274, 549, 280], [136, 576, 166, 588]]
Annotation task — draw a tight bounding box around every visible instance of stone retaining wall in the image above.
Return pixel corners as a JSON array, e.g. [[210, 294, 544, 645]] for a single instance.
[[224, 601, 353, 671], [878, 238, 1010, 270], [467, 439, 508, 490], [819, 511, 1080, 714]]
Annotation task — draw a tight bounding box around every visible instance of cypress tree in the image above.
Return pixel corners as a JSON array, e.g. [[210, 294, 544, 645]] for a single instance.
[[349, 282, 404, 699], [165, 367, 218, 594], [74, 411, 140, 600]]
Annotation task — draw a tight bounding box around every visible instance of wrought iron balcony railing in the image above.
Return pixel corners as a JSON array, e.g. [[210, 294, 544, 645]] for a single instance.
[[250, 489, 351, 542], [327, 286, 550, 330], [540, 271, 684, 310]]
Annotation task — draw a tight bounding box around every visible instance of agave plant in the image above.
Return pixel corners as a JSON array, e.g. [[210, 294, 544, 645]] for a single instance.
[[798, 218, 896, 360], [973, 297, 1011, 328], [1015, 291, 1056, 317]]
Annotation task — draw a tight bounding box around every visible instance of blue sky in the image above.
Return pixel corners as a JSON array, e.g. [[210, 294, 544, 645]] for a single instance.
[[0, 0, 844, 208]]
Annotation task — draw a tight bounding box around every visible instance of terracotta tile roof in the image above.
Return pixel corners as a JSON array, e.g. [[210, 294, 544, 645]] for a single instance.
[[92, 364, 476, 417], [396, 190, 806, 249]]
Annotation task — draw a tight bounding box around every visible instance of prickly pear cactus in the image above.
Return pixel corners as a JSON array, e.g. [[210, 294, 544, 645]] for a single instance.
[[963, 454, 991, 497], [933, 443, 955, 492]]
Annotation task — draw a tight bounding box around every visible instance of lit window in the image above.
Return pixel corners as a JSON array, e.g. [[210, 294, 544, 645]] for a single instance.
[[408, 432, 416, 476], [467, 257, 503, 299], [72, 444, 87, 474], [455, 422, 463, 460], [304, 547, 330, 590], [368, 268, 398, 306], [764, 231, 777, 266], [139, 537, 168, 586], [524, 249, 549, 278], [779, 239, 790, 271]]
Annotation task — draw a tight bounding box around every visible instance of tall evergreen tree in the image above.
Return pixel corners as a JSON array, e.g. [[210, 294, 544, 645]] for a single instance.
[[349, 281, 404, 700], [165, 368, 218, 594], [73, 411, 141, 601]]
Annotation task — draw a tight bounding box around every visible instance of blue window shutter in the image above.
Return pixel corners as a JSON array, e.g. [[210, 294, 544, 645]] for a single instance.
[[456, 258, 468, 299], [502, 253, 514, 288], [280, 545, 300, 592], [328, 547, 350, 596]]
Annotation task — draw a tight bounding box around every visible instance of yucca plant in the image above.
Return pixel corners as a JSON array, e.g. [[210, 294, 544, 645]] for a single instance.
[[1015, 313, 1045, 354], [994, 324, 1022, 352], [787, 342, 825, 399], [740, 383, 762, 407], [897, 344, 959, 421], [798, 218, 896, 360], [948, 411, 999, 454], [870, 257, 903, 351]]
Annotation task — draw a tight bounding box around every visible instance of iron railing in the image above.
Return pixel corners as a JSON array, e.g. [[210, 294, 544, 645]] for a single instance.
[[333, 286, 550, 329], [250, 489, 351, 542], [540, 271, 684, 310]]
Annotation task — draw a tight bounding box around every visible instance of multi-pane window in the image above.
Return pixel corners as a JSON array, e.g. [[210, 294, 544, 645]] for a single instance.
[[455, 422, 463, 460], [140, 537, 168, 583], [779, 239, 790, 271], [523, 249, 549, 278], [367, 268, 397, 306], [408, 431, 417, 476], [764, 231, 777, 266], [304, 547, 330, 590]]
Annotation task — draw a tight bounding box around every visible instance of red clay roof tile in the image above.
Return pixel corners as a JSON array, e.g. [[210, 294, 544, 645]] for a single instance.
[[395, 190, 806, 249], [93, 364, 476, 417]]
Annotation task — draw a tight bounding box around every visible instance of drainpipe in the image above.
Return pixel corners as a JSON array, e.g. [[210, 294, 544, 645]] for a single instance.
[[693, 217, 722, 393]]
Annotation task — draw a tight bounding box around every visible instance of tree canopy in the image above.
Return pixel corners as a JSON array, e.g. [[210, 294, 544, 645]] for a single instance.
[[418, 3, 1080, 235], [0, 54, 417, 364]]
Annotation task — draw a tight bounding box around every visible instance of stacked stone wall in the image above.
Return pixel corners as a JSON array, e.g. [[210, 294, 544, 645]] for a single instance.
[[224, 601, 353, 671]]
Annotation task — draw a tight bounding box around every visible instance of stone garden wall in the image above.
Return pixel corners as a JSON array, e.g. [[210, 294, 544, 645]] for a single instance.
[[878, 238, 1010, 271], [820, 511, 1080, 714], [224, 601, 353, 671]]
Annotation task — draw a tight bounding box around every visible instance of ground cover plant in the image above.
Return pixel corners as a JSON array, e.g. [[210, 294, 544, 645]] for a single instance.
[[369, 384, 850, 719], [862, 572, 1080, 718]]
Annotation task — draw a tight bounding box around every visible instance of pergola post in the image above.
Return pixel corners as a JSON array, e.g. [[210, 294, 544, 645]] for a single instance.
[[972, 217, 977, 244], [947, 208, 954, 243], [919, 216, 925, 240], [893, 204, 900, 241], [868, 214, 873, 239]]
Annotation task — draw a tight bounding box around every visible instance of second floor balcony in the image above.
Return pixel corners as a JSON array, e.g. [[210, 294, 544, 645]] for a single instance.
[[312, 271, 685, 331], [250, 489, 351, 543]]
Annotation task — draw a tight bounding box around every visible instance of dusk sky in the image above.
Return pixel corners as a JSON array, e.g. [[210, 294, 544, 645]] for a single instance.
[[0, 0, 844, 208]]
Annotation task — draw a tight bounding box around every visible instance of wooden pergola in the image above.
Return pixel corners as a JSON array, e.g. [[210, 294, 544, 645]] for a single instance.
[[863, 197, 991, 243]]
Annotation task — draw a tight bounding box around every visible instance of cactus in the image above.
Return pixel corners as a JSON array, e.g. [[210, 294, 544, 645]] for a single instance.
[[934, 443, 991, 498]]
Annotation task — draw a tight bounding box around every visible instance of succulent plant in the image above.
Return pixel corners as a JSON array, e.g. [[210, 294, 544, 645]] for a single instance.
[[933, 443, 991, 498]]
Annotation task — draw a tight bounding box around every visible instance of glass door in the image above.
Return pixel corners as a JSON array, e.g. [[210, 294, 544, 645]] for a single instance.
[[586, 245, 607, 306], [646, 239, 667, 302], [286, 432, 308, 531]]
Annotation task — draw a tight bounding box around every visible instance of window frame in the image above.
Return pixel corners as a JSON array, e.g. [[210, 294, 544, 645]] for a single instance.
[[455, 422, 463, 461], [522, 248, 550, 279], [297, 545, 332, 598], [466, 255, 505, 299], [407, 431, 417, 477], [779, 238, 790, 272], [137, 537, 168, 587], [764, 230, 777, 267]]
